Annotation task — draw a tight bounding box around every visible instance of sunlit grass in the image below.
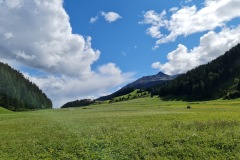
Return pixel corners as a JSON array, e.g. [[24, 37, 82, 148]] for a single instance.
[[1, 97, 240, 159], [0, 107, 12, 114]]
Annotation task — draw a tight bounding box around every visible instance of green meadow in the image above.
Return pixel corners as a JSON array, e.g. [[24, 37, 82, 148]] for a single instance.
[[1, 97, 240, 159]]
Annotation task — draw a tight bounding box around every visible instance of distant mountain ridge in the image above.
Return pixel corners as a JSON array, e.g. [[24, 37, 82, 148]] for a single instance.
[[97, 72, 176, 101], [123, 72, 177, 90]]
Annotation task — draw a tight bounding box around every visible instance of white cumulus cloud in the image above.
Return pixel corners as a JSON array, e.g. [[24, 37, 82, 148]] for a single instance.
[[141, 0, 240, 47], [101, 11, 122, 23], [90, 11, 122, 23], [0, 0, 131, 108], [26, 64, 132, 108], [152, 26, 240, 75], [140, 10, 167, 39]]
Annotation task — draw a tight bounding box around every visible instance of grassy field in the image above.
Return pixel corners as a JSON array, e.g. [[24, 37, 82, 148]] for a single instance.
[[1, 97, 240, 159]]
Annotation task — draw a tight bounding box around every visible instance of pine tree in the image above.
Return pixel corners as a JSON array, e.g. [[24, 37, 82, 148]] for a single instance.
[[238, 81, 240, 91]]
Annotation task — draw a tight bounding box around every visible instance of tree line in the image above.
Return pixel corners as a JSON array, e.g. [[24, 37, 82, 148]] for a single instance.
[[61, 99, 94, 108]]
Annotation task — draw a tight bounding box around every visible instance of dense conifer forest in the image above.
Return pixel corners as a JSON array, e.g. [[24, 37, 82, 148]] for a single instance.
[[0, 62, 52, 111], [149, 44, 240, 100]]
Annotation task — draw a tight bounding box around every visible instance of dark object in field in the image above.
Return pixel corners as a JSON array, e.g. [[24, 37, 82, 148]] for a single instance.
[[187, 106, 191, 109], [82, 107, 92, 109]]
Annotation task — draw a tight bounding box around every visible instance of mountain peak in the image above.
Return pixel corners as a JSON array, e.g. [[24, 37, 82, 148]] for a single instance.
[[97, 71, 177, 101], [123, 71, 176, 89], [157, 72, 167, 76]]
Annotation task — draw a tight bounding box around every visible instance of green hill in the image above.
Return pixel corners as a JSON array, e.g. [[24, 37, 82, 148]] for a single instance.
[[61, 89, 151, 108], [0, 107, 12, 114], [150, 43, 240, 100], [108, 89, 150, 103], [0, 62, 52, 111]]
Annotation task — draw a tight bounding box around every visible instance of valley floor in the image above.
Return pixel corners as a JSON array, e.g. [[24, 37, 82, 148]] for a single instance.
[[1, 97, 240, 159]]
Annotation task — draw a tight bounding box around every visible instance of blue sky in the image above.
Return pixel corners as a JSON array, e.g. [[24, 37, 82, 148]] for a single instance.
[[64, 0, 161, 77], [64, 0, 240, 76], [63, 0, 192, 77], [0, 0, 240, 107]]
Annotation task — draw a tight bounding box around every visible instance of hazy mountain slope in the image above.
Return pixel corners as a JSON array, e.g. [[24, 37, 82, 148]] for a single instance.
[[0, 62, 52, 111]]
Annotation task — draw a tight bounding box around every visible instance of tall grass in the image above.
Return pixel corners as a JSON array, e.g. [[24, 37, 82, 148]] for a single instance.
[[1, 98, 240, 159]]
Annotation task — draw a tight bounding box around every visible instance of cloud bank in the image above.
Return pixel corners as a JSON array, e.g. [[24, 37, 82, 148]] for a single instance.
[[143, 0, 240, 75], [141, 0, 240, 47], [152, 26, 240, 75], [0, 0, 130, 107]]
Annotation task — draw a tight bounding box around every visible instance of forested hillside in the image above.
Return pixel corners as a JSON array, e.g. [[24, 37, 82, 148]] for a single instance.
[[61, 99, 94, 108], [0, 62, 52, 111], [150, 43, 240, 100]]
